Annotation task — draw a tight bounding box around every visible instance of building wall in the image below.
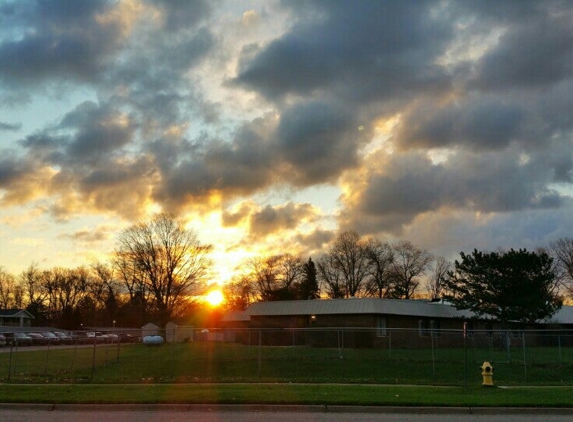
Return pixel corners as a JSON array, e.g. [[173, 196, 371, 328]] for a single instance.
[[0, 316, 33, 327]]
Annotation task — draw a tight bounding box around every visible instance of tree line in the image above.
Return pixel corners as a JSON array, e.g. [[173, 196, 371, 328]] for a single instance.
[[1, 213, 573, 328]]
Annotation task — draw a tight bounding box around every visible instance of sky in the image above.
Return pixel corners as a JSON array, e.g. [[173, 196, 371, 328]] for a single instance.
[[0, 0, 572, 284]]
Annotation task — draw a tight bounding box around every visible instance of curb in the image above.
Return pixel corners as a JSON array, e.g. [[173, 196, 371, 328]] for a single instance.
[[2, 403, 573, 414]]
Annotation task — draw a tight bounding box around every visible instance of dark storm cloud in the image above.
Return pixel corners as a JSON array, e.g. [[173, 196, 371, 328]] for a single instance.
[[153, 101, 371, 208], [343, 150, 565, 232], [276, 102, 366, 184], [104, 2, 215, 130], [0, 0, 123, 85], [60, 102, 136, 161], [294, 229, 334, 252], [470, 13, 573, 91], [249, 202, 317, 236], [395, 96, 525, 150], [0, 155, 28, 188], [0, 0, 571, 248], [153, 114, 278, 207], [234, 0, 453, 103], [20, 101, 136, 165], [150, 0, 212, 30]]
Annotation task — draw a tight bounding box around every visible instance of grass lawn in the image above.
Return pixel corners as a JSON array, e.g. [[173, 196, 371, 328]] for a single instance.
[[1, 384, 573, 407], [1, 342, 573, 386], [2, 342, 573, 407]]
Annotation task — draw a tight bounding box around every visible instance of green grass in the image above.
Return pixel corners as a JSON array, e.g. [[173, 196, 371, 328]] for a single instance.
[[2, 342, 573, 386], [3, 342, 573, 407], [1, 384, 573, 407]]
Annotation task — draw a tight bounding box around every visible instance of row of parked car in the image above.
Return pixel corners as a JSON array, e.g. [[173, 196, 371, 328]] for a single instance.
[[0, 331, 141, 347]]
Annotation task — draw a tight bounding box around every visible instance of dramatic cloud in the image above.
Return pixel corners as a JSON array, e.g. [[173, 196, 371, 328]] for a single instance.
[[0, 0, 571, 275], [0, 0, 126, 86]]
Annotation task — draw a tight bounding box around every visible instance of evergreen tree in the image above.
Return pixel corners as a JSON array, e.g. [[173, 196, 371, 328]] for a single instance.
[[298, 258, 320, 300], [444, 249, 562, 326]]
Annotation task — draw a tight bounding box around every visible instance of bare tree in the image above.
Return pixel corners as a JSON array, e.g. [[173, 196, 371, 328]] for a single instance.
[[363, 238, 394, 298], [39, 267, 89, 326], [388, 241, 434, 299], [0, 266, 16, 309], [90, 262, 122, 325], [280, 254, 304, 291], [248, 255, 282, 301], [223, 275, 257, 311], [427, 256, 451, 299], [115, 213, 213, 325], [248, 253, 304, 300], [330, 231, 370, 297], [550, 238, 573, 295], [317, 253, 346, 299]]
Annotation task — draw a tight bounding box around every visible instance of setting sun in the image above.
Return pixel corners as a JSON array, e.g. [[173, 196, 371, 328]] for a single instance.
[[205, 290, 224, 307]]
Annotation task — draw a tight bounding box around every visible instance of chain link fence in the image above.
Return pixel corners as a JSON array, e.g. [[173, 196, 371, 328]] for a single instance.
[[2, 327, 573, 385]]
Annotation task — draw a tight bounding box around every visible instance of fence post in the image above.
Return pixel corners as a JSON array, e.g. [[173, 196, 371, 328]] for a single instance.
[[522, 331, 527, 383], [7, 341, 14, 381], [170, 328, 175, 379], [70, 336, 78, 371], [341, 328, 345, 380], [258, 330, 262, 380], [91, 335, 97, 380], [388, 331, 392, 358], [116, 335, 121, 363], [463, 322, 468, 392], [44, 340, 51, 375], [430, 327, 436, 381]]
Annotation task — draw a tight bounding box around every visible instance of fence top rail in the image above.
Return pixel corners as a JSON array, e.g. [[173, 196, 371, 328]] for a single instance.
[[187, 327, 573, 335]]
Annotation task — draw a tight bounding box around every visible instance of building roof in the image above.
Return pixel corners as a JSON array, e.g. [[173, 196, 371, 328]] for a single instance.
[[221, 311, 251, 322], [544, 306, 573, 325], [0, 309, 34, 318], [222, 298, 573, 325], [245, 298, 475, 320]]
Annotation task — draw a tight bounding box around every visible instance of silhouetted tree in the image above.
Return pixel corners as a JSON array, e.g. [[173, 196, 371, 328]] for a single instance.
[[387, 241, 433, 299], [297, 257, 320, 299], [443, 249, 562, 326], [223, 275, 257, 311], [317, 253, 346, 299], [427, 256, 451, 299], [0, 266, 16, 309], [363, 239, 394, 298], [248, 253, 304, 301], [550, 237, 573, 295], [115, 213, 212, 325], [317, 231, 370, 298]]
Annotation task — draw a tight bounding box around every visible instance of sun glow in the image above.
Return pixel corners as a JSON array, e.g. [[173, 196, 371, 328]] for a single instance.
[[205, 290, 225, 307]]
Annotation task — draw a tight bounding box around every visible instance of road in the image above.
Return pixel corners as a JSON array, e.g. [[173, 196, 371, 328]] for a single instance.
[[1, 407, 573, 422]]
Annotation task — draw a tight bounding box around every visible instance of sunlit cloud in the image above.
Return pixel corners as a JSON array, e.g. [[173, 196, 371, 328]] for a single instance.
[[0, 0, 571, 278]]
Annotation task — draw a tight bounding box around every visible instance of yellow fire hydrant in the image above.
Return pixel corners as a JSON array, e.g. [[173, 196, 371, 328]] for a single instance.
[[481, 361, 494, 386]]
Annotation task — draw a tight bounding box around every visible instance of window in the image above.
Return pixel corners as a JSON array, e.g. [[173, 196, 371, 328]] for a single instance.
[[377, 317, 387, 337], [419, 319, 441, 337], [418, 319, 429, 337]]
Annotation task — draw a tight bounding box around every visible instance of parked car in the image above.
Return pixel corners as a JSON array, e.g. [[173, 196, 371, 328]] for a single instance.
[[79, 331, 106, 344], [0, 333, 6, 347], [53, 331, 74, 344], [71, 331, 92, 344], [40, 332, 61, 345], [5, 332, 34, 346], [26, 332, 49, 346], [118, 332, 140, 343], [103, 333, 119, 343]]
